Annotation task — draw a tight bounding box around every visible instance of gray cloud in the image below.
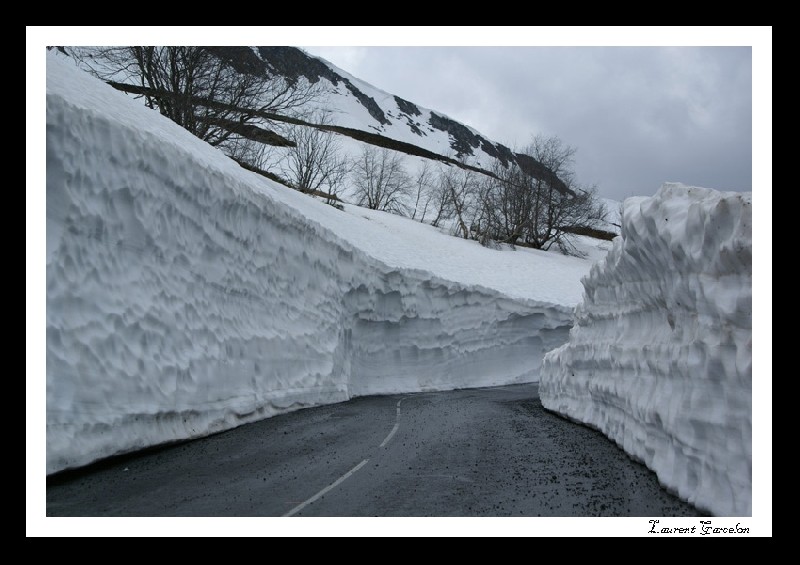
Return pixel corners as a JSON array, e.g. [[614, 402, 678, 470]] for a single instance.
[[304, 46, 752, 202]]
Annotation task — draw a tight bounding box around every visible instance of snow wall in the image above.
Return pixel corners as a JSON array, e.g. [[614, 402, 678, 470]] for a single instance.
[[540, 183, 752, 516], [46, 56, 571, 474]]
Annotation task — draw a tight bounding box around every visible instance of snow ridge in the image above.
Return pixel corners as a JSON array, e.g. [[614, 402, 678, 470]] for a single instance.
[[46, 54, 572, 474], [540, 183, 752, 516]]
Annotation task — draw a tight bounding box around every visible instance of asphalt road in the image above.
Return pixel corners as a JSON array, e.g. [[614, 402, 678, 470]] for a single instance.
[[46, 384, 703, 517]]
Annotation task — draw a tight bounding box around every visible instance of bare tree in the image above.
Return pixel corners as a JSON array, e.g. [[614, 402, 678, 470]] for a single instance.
[[410, 160, 434, 221], [352, 146, 411, 214], [70, 46, 320, 149], [519, 135, 581, 251], [437, 161, 481, 239], [558, 184, 608, 253], [427, 168, 455, 228], [476, 159, 533, 246], [225, 135, 276, 172], [279, 112, 351, 200], [473, 135, 607, 254]]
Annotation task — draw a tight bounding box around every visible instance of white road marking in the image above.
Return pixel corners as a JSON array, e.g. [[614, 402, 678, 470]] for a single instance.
[[282, 459, 370, 517], [379, 398, 405, 448], [379, 423, 400, 448], [285, 397, 409, 516]]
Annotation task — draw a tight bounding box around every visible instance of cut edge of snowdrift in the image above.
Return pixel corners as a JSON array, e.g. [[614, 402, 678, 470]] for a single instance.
[[540, 183, 752, 517]]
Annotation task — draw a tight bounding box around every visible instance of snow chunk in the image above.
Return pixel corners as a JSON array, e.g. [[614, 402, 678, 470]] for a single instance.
[[540, 183, 752, 516]]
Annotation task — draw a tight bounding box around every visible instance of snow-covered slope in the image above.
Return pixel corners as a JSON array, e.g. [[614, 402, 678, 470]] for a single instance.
[[46, 53, 606, 474], [539, 183, 752, 516], [253, 46, 515, 170]]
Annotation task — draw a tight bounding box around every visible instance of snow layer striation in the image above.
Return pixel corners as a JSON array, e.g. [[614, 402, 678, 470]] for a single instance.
[[539, 183, 752, 516], [46, 54, 574, 474]]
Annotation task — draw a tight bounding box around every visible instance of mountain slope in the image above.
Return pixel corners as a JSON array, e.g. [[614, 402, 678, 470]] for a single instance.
[[65, 45, 616, 256], [263, 47, 571, 191], [251, 47, 515, 163], [146, 46, 572, 196]]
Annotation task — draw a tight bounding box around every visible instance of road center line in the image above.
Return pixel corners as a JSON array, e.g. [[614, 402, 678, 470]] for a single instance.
[[379, 423, 400, 448], [286, 397, 406, 515], [283, 459, 370, 517], [379, 398, 404, 448]]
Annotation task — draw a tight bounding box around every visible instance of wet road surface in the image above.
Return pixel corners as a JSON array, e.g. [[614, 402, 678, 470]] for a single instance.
[[46, 384, 703, 517]]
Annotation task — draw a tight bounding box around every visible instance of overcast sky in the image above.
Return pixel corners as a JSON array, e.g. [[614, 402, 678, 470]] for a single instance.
[[303, 46, 752, 202]]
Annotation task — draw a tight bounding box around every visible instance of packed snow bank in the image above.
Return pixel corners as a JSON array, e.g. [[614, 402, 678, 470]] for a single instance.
[[540, 183, 752, 516], [46, 54, 588, 474]]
